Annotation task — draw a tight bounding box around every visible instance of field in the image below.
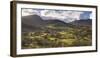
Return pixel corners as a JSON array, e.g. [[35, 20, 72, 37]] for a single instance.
[[21, 23, 92, 49]]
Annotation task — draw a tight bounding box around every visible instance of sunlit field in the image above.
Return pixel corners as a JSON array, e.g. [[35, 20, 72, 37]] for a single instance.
[[22, 24, 92, 49]]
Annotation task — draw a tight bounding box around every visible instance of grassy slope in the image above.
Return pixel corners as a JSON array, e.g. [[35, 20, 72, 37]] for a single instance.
[[21, 23, 92, 49]]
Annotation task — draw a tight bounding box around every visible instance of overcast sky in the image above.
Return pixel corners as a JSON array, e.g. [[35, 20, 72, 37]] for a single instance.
[[22, 8, 92, 23]]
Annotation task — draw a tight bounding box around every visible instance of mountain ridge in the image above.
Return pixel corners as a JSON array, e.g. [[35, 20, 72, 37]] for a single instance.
[[22, 15, 92, 32]]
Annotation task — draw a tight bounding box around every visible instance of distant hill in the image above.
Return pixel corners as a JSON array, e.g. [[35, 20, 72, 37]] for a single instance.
[[70, 19, 92, 27], [22, 15, 92, 32], [22, 15, 68, 32], [22, 15, 45, 26]]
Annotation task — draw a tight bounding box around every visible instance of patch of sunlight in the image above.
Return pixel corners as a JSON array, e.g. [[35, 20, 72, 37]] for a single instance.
[[48, 37, 56, 41], [60, 39, 76, 45], [58, 31, 66, 35]]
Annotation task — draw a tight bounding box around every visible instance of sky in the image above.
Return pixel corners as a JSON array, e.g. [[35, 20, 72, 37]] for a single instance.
[[22, 8, 92, 23]]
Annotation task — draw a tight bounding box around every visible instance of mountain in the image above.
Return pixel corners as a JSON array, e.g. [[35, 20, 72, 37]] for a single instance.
[[22, 15, 46, 32], [70, 19, 92, 27], [22, 15, 68, 32], [22, 15, 45, 26], [44, 20, 67, 26], [22, 15, 92, 32]]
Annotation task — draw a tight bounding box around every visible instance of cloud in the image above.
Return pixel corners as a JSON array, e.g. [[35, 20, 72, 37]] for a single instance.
[[40, 10, 83, 22], [41, 10, 65, 19], [61, 11, 83, 20], [22, 9, 40, 16], [22, 9, 86, 23]]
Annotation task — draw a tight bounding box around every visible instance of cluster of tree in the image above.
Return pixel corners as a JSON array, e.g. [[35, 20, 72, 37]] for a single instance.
[[21, 25, 92, 49]]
